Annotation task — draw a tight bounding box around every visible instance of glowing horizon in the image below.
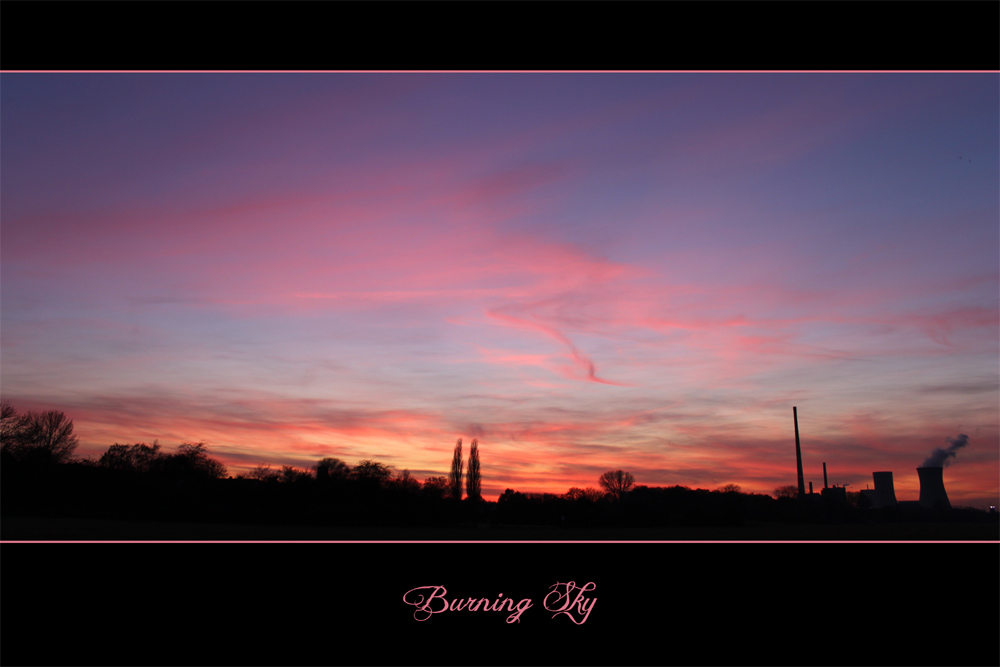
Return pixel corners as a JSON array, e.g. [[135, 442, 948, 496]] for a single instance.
[[2, 73, 997, 507]]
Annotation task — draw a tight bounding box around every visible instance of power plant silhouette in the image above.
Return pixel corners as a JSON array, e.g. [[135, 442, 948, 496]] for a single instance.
[[916, 466, 951, 510], [865, 471, 898, 509], [790, 407, 959, 510], [791, 407, 849, 504]]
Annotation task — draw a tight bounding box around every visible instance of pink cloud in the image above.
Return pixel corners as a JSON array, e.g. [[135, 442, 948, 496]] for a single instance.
[[485, 311, 628, 386]]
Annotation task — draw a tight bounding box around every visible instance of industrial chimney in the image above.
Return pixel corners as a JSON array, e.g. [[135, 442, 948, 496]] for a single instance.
[[917, 467, 950, 510], [871, 471, 897, 508], [794, 407, 805, 498]]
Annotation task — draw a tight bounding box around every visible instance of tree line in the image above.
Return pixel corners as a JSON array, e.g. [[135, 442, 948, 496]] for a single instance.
[[1, 401, 741, 528], [0, 402, 827, 507], [6, 402, 984, 534], [0, 402, 497, 527], [0, 402, 474, 500]]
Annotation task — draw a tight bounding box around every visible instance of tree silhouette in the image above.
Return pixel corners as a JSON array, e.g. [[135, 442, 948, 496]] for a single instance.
[[564, 487, 604, 502], [422, 476, 449, 500], [1, 401, 26, 445], [394, 469, 421, 493], [598, 470, 635, 501], [449, 438, 463, 501], [352, 459, 393, 487], [160, 442, 227, 480], [466, 438, 481, 501], [279, 465, 312, 484], [241, 462, 280, 482], [315, 457, 350, 482], [773, 485, 798, 499], [1, 402, 28, 464], [99, 441, 163, 473], [1, 405, 79, 464]]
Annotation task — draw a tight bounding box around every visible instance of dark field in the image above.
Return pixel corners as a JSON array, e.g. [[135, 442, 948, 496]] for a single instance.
[[3, 514, 997, 540]]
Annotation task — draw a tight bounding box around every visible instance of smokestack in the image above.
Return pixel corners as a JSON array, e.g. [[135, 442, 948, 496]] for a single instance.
[[823, 462, 828, 489], [917, 467, 951, 510], [871, 471, 897, 508], [794, 407, 805, 498]]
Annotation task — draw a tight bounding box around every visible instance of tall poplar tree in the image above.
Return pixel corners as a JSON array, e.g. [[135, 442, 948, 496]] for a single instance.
[[449, 438, 463, 501], [466, 438, 481, 501]]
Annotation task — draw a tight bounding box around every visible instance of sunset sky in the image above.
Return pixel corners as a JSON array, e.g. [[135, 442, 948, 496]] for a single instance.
[[2, 72, 997, 507]]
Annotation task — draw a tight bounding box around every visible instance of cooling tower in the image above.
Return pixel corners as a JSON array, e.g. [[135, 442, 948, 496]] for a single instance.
[[871, 471, 897, 509], [917, 467, 950, 510]]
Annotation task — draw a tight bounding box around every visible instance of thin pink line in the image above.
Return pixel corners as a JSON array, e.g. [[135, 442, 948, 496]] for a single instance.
[[2, 70, 998, 74], [2, 539, 995, 544]]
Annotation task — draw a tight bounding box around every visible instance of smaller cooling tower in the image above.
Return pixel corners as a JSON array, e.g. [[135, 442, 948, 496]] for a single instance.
[[871, 471, 897, 509], [917, 467, 951, 510]]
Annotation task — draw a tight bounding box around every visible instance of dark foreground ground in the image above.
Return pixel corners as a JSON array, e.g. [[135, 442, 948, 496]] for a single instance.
[[2, 514, 997, 540]]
